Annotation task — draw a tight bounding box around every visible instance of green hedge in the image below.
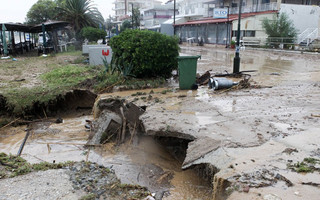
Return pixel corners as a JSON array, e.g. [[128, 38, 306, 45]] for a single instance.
[[81, 27, 106, 42], [109, 29, 179, 78]]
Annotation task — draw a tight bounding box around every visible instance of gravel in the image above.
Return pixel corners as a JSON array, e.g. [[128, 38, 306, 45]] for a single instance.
[[0, 169, 85, 200], [0, 161, 151, 200]]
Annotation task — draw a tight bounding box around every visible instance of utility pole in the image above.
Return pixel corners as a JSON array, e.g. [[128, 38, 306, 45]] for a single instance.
[[131, 3, 134, 29], [225, 6, 229, 48], [233, 0, 243, 73], [173, 0, 176, 35]]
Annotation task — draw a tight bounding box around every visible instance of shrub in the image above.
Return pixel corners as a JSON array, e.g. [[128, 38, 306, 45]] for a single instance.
[[262, 13, 297, 39], [81, 26, 107, 42], [109, 29, 179, 78]]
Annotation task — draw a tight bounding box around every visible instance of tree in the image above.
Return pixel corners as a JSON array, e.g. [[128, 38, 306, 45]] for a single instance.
[[120, 20, 131, 32], [105, 15, 115, 37], [26, 0, 58, 25], [81, 27, 106, 42], [262, 13, 297, 38], [57, 0, 104, 37], [132, 8, 140, 29]]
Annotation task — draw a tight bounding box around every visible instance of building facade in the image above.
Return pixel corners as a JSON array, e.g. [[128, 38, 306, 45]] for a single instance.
[[142, 3, 178, 30], [174, 0, 320, 46], [113, 0, 162, 22]]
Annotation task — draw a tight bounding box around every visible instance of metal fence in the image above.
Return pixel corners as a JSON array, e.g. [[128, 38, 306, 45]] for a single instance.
[[230, 2, 278, 14]]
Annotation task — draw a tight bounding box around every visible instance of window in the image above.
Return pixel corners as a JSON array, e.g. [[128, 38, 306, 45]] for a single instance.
[[232, 30, 256, 37]]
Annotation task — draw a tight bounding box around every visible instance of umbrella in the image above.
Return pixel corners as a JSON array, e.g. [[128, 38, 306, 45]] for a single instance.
[[2, 24, 8, 56]]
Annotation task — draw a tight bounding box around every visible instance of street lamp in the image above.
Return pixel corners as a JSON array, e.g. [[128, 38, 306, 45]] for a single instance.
[[233, 0, 243, 73], [225, 6, 230, 48]]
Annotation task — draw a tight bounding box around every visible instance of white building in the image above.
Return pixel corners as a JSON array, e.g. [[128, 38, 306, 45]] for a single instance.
[[173, 0, 320, 46], [113, 0, 162, 22], [142, 3, 177, 30]]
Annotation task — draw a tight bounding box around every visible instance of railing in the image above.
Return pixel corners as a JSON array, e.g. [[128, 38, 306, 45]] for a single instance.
[[297, 28, 319, 45], [230, 2, 277, 14], [267, 37, 296, 45]]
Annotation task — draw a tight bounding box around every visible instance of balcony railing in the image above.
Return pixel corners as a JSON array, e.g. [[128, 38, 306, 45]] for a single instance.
[[143, 15, 172, 20], [230, 2, 278, 14]]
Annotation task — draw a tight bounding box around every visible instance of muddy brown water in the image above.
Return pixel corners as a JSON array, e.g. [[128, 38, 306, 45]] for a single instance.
[[0, 113, 212, 200]]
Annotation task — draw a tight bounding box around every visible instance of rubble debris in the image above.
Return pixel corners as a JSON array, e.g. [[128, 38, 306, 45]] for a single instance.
[[197, 70, 211, 85], [119, 107, 127, 143], [183, 137, 221, 168], [89, 98, 146, 145], [282, 148, 298, 155], [86, 110, 122, 145], [55, 117, 63, 124], [301, 182, 320, 187], [68, 161, 152, 199], [17, 128, 31, 156], [230, 169, 293, 188], [93, 98, 123, 118], [275, 173, 293, 187]]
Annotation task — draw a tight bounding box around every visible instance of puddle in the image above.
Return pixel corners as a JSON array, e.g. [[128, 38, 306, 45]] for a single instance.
[[181, 46, 320, 86], [0, 113, 212, 199]]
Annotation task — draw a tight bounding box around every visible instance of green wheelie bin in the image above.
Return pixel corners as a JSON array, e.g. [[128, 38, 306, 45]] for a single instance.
[[177, 55, 201, 90]]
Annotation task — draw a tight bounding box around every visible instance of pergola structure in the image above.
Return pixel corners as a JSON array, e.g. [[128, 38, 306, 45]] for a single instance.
[[0, 21, 69, 56]]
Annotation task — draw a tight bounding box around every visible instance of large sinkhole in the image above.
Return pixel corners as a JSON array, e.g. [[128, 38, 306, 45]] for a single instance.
[[86, 97, 217, 199], [0, 94, 220, 200]]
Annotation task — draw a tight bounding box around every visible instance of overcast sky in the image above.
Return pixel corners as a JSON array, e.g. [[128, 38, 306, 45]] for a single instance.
[[0, 0, 167, 23]]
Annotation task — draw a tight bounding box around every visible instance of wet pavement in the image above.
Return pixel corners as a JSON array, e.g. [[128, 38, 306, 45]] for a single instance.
[[141, 45, 320, 199]]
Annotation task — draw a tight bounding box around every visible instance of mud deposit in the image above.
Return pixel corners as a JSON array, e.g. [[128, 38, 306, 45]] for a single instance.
[[0, 112, 212, 200], [1, 46, 320, 200]]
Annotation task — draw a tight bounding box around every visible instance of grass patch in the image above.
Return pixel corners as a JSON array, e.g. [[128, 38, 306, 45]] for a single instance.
[[106, 181, 151, 199], [3, 64, 99, 115], [0, 50, 168, 116], [288, 157, 320, 173], [94, 71, 166, 93], [41, 65, 92, 86], [79, 193, 96, 200], [0, 153, 75, 179]]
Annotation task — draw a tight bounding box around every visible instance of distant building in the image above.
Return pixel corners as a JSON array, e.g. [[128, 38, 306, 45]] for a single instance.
[[113, 0, 162, 22], [142, 3, 177, 31], [172, 0, 320, 46]]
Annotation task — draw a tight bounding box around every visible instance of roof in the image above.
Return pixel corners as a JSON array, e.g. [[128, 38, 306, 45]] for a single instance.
[[174, 10, 277, 26], [0, 21, 69, 33], [0, 23, 30, 32], [30, 21, 69, 32]]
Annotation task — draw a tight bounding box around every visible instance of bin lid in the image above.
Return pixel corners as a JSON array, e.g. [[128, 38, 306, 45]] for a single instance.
[[177, 55, 201, 60]]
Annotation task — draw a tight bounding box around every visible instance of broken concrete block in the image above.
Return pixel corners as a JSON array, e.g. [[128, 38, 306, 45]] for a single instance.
[[87, 110, 122, 145]]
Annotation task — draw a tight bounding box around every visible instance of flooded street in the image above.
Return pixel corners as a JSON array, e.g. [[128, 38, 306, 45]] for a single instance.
[[1, 45, 320, 199], [0, 112, 211, 200]]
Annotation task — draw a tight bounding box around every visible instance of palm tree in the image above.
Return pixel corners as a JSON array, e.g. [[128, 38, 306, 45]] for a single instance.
[[57, 0, 104, 37]]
